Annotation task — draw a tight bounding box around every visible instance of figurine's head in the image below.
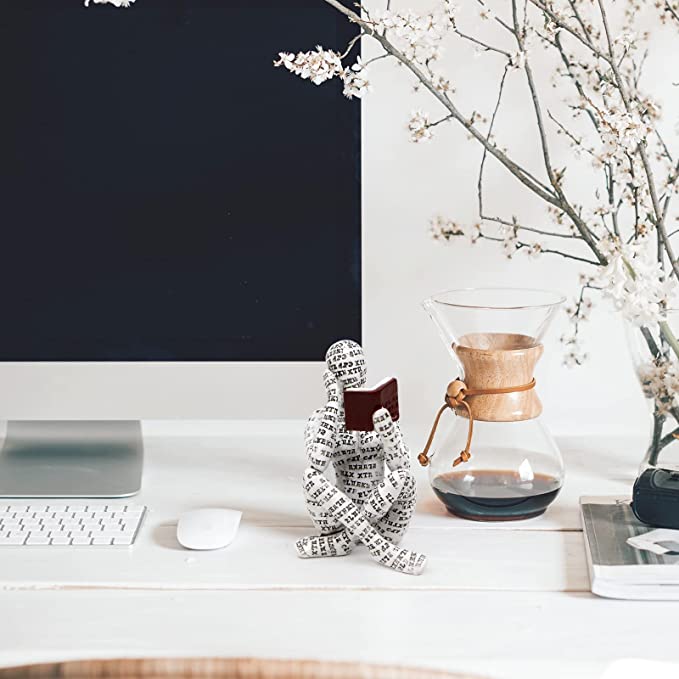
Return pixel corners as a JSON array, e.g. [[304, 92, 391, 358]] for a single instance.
[[325, 339, 367, 389]]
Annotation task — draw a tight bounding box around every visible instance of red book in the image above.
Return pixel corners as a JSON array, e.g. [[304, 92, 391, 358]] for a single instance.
[[344, 378, 400, 432]]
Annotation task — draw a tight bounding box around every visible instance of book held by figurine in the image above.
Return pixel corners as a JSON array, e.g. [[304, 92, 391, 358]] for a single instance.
[[344, 377, 399, 432]]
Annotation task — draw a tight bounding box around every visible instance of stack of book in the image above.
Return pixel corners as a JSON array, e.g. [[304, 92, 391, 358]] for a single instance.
[[581, 496, 679, 600]]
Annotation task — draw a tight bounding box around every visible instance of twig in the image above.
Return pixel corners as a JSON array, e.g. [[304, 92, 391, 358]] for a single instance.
[[480, 234, 600, 264], [453, 29, 512, 58], [665, 0, 679, 23], [483, 215, 582, 239], [478, 64, 510, 218]]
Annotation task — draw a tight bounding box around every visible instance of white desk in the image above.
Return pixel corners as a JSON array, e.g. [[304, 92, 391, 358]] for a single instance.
[[1, 426, 677, 679]]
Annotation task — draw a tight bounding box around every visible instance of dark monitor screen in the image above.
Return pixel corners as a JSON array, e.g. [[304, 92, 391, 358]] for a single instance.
[[0, 0, 360, 361]]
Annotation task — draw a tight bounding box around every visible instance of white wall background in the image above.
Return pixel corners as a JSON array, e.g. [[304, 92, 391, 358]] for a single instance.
[[360, 0, 678, 442]]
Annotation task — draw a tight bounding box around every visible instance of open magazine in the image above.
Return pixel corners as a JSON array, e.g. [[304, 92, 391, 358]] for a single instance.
[[580, 496, 679, 600]]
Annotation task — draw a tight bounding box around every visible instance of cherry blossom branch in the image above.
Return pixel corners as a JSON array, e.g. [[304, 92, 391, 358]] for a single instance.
[[483, 215, 583, 239], [511, 0, 603, 259], [323, 0, 609, 266], [326, 1, 562, 204], [595, 0, 679, 282], [481, 233, 599, 264], [526, 0, 610, 62]]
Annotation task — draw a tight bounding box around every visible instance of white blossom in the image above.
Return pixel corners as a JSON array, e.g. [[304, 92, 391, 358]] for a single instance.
[[408, 110, 433, 143], [432, 74, 453, 93], [443, 0, 457, 23], [638, 360, 679, 415], [598, 110, 652, 161], [561, 334, 588, 367], [375, 9, 450, 63], [499, 224, 518, 258], [274, 47, 343, 85], [543, 21, 562, 39], [613, 31, 639, 53], [524, 242, 543, 258], [341, 58, 371, 99], [429, 215, 480, 243], [597, 238, 678, 325]]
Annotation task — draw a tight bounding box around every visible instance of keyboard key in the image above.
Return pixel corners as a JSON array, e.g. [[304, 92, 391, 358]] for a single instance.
[[1, 534, 27, 545], [48, 528, 68, 537], [91, 537, 112, 545], [50, 536, 71, 545], [71, 536, 92, 545], [100, 530, 125, 539], [26, 535, 51, 545], [73, 512, 94, 520], [112, 536, 133, 545]]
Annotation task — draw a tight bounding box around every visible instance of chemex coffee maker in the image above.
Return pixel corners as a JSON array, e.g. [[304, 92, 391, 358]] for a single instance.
[[419, 288, 565, 521]]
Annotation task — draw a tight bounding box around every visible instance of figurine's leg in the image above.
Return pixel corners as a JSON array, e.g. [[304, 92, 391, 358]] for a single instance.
[[302, 407, 342, 535], [305, 498, 342, 535], [295, 528, 355, 559], [298, 456, 401, 559], [297, 468, 355, 558], [359, 467, 414, 544], [301, 468, 426, 575], [370, 409, 421, 546], [374, 473, 417, 545]]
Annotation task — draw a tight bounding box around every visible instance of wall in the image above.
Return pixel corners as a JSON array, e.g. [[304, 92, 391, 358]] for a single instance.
[[360, 0, 677, 442]]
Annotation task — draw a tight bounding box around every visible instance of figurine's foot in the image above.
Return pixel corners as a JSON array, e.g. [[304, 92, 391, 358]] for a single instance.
[[380, 547, 427, 576], [362, 536, 427, 576], [295, 531, 354, 559]]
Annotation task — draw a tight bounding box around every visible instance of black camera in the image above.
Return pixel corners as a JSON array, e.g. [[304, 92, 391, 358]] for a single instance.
[[632, 467, 679, 529]]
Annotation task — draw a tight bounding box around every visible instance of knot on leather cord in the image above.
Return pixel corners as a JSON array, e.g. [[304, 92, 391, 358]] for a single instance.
[[417, 377, 536, 469]]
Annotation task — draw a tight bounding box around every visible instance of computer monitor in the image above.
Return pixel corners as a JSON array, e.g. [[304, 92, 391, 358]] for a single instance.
[[0, 0, 361, 496]]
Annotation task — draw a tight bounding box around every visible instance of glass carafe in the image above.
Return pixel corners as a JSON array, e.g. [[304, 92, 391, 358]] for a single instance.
[[420, 288, 565, 521]]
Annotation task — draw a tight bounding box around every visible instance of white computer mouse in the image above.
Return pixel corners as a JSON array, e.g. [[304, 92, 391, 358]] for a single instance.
[[176, 508, 242, 550]]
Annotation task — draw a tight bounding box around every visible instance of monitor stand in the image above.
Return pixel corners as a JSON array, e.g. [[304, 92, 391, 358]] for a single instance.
[[0, 421, 143, 498]]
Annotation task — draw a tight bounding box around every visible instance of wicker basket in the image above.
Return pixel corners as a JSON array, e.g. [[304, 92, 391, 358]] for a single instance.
[[0, 658, 485, 679]]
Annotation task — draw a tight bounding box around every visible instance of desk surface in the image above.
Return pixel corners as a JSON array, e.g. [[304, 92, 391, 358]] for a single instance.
[[1, 426, 677, 679]]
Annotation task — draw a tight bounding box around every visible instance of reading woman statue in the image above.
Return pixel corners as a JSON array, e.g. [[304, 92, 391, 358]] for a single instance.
[[296, 340, 427, 575]]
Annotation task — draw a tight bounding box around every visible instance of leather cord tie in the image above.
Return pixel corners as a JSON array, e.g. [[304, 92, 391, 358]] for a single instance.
[[417, 378, 537, 468]]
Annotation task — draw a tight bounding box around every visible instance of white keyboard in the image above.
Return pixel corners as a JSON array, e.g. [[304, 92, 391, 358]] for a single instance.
[[0, 504, 146, 546]]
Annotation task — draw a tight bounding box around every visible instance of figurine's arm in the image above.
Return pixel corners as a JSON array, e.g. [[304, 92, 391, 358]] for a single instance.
[[305, 369, 342, 472], [373, 407, 410, 472]]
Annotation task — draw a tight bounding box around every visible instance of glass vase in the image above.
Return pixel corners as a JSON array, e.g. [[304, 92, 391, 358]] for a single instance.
[[420, 288, 565, 521], [625, 310, 679, 472]]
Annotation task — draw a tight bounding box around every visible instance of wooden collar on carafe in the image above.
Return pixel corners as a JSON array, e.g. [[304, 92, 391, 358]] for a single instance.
[[417, 377, 537, 468]]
